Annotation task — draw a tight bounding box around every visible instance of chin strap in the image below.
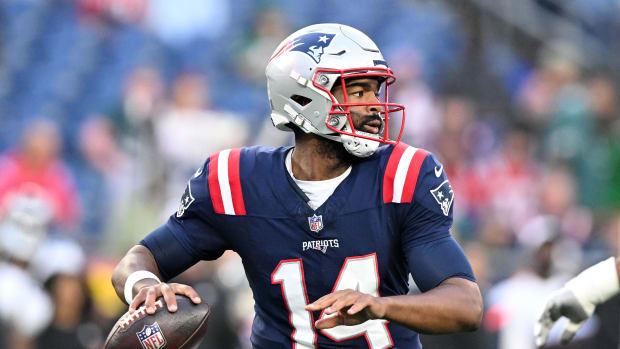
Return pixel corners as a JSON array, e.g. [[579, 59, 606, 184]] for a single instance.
[[338, 114, 381, 157], [341, 133, 380, 157]]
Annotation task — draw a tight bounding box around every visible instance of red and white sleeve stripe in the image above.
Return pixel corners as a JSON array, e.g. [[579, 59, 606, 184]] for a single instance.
[[383, 143, 428, 204], [207, 148, 246, 215]]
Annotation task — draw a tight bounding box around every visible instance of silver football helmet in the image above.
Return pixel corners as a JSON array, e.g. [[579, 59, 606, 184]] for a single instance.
[[266, 23, 405, 157], [0, 192, 52, 262]]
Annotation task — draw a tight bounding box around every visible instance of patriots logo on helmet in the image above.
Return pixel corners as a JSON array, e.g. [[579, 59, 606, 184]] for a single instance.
[[430, 180, 454, 216], [271, 32, 336, 63]]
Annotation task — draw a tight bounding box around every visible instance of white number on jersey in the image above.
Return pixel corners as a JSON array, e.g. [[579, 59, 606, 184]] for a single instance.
[[271, 254, 393, 349]]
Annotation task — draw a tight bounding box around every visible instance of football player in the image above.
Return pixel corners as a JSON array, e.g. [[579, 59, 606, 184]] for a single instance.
[[0, 193, 54, 349], [112, 23, 482, 348], [534, 256, 620, 348]]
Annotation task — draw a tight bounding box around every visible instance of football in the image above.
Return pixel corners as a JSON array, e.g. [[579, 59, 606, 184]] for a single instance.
[[104, 295, 210, 349]]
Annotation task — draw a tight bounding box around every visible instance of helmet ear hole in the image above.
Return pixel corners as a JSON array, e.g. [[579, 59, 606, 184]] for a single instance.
[[291, 95, 312, 107]]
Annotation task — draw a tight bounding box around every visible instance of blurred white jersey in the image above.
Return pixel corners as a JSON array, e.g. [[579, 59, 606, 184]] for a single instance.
[[487, 270, 597, 349], [0, 261, 53, 337]]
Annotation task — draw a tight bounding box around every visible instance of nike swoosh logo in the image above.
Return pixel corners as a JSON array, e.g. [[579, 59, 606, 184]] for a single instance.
[[434, 165, 443, 178]]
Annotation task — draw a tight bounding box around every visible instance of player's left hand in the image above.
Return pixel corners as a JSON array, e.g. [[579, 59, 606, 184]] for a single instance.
[[305, 289, 387, 329]]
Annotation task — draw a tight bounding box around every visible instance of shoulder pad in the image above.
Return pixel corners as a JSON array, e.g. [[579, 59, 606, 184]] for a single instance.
[[207, 148, 246, 215], [382, 142, 429, 204]]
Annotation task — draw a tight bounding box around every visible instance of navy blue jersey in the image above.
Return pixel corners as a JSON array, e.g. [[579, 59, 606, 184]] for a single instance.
[[141, 143, 475, 349]]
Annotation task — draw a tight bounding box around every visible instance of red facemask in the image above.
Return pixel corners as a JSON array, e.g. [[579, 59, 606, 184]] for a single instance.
[[312, 67, 406, 145]]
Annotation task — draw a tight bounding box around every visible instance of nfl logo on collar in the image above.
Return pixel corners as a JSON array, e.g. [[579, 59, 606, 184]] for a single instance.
[[308, 214, 323, 233]]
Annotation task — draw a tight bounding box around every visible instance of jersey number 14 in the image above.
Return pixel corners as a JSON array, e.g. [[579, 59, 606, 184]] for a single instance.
[[272, 253, 393, 348]]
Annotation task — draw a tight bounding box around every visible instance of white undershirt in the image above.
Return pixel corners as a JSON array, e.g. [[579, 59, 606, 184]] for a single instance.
[[285, 149, 351, 210]]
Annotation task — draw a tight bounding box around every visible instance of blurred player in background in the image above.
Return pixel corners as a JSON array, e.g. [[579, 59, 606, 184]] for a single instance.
[[112, 23, 482, 348], [534, 257, 620, 348], [0, 192, 54, 349]]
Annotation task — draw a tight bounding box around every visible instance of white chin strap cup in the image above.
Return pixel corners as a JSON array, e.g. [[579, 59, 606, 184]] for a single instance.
[[341, 133, 380, 158]]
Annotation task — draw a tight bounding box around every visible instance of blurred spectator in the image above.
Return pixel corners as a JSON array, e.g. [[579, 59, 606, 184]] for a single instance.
[[36, 272, 106, 349], [0, 119, 80, 229], [599, 213, 620, 257], [434, 96, 485, 233], [478, 124, 541, 240], [154, 71, 249, 214], [543, 83, 594, 204], [249, 9, 295, 148], [587, 76, 617, 134], [391, 47, 441, 149], [111, 66, 166, 203], [237, 8, 290, 84], [33, 239, 107, 349], [0, 193, 54, 349], [517, 41, 583, 127], [537, 165, 593, 244], [75, 116, 131, 245], [103, 67, 169, 253], [117, 67, 165, 125], [485, 217, 589, 349], [236, 8, 292, 142], [37, 274, 92, 349], [582, 76, 620, 208], [521, 43, 607, 211]]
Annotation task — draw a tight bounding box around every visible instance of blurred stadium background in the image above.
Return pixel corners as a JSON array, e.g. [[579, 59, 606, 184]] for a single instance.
[[0, 0, 619, 348]]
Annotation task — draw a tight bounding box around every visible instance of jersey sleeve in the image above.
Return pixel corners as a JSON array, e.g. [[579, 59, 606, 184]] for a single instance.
[[140, 158, 231, 280], [399, 150, 475, 291]]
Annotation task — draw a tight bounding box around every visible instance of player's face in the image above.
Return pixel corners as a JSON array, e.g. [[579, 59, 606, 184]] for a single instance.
[[331, 78, 383, 135]]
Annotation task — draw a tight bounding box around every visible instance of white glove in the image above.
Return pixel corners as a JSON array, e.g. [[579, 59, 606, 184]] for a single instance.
[[534, 257, 619, 348], [534, 287, 592, 347]]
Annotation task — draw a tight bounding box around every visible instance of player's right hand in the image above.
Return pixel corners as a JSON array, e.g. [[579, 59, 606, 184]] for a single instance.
[[534, 287, 593, 348], [129, 280, 201, 315]]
